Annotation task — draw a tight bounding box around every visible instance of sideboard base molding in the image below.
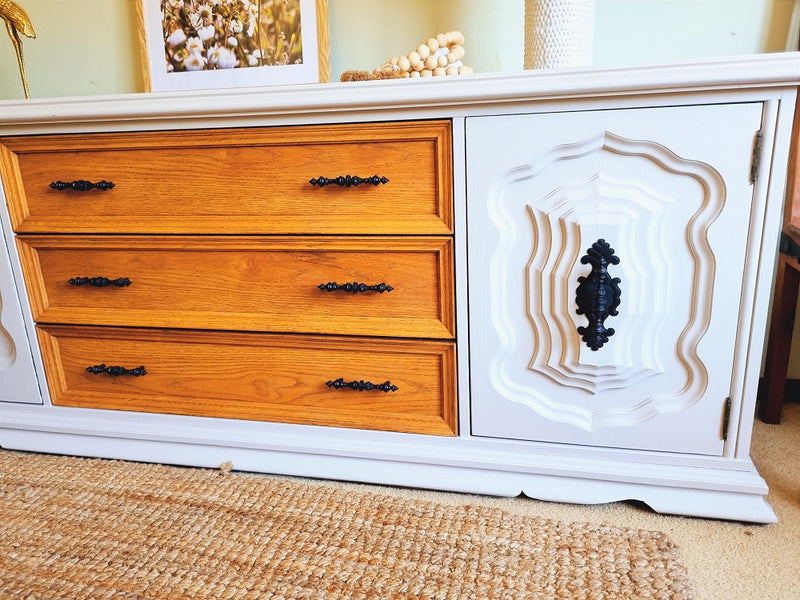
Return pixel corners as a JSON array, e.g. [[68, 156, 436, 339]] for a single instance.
[[0, 405, 775, 523]]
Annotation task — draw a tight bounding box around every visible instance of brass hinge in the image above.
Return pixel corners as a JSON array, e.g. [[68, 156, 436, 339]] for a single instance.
[[750, 130, 763, 184], [722, 397, 732, 441]]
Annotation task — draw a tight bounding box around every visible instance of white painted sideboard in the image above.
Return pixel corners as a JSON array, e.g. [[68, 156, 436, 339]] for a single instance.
[[1, 54, 798, 522]]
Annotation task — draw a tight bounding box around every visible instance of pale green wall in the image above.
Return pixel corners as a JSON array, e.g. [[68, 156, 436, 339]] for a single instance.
[[329, 1, 525, 76], [2, 0, 798, 100], [1, 0, 799, 375], [0, 0, 144, 99]]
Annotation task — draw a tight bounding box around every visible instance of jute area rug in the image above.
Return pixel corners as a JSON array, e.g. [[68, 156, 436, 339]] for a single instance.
[[0, 450, 693, 599]]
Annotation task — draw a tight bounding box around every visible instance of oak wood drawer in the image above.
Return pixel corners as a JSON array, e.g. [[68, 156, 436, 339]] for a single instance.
[[18, 235, 455, 339], [37, 325, 458, 436], [0, 121, 452, 235]]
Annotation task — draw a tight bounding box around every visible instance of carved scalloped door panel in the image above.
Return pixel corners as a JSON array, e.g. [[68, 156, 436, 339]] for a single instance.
[[0, 228, 41, 403], [466, 103, 764, 455]]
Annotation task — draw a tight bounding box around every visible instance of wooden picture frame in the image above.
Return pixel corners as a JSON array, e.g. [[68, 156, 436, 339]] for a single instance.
[[136, 0, 329, 93]]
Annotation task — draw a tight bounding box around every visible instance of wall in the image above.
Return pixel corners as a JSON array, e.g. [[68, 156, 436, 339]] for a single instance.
[[1, 0, 799, 376], [2, 0, 798, 100], [328, 1, 525, 76], [0, 0, 143, 99]]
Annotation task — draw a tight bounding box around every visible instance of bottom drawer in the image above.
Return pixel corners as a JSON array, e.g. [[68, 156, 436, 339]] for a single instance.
[[37, 325, 457, 436]]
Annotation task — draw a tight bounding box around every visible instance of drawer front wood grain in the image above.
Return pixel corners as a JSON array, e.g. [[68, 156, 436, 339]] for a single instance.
[[0, 121, 452, 235], [37, 325, 458, 436], [18, 235, 455, 339]]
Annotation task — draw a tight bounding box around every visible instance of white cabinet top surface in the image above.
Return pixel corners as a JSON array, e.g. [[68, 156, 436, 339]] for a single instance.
[[0, 54, 798, 135]]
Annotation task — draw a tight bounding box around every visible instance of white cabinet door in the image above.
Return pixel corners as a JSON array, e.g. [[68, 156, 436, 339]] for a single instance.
[[466, 103, 764, 455], [0, 230, 41, 404]]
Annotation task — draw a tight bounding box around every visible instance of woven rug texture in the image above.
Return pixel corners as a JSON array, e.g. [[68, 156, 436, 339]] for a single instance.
[[0, 450, 693, 599]]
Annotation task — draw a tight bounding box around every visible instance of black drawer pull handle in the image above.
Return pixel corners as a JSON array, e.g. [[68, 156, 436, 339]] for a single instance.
[[69, 277, 131, 288], [576, 238, 621, 351], [326, 378, 398, 392], [319, 282, 393, 294], [87, 364, 147, 377], [50, 180, 115, 192], [309, 175, 388, 188]]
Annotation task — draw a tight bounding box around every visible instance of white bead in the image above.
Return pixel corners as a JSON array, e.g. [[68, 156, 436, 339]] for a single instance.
[[448, 31, 465, 45], [448, 45, 465, 62], [371, 32, 469, 80]]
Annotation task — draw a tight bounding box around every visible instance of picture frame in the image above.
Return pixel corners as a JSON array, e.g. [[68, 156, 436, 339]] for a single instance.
[[136, 0, 330, 93]]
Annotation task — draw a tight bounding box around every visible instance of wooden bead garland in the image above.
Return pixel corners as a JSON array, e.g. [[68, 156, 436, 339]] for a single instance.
[[340, 31, 473, 82]]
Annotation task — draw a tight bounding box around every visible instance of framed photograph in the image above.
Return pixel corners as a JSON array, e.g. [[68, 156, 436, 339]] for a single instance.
[[137, 0, 330, 92]]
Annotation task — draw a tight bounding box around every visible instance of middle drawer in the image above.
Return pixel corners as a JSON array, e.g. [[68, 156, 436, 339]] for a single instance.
[[17, 235, 455, 339]]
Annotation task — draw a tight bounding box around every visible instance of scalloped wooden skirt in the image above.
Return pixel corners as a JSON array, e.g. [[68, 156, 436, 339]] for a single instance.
[[0, 451, 692, 599]]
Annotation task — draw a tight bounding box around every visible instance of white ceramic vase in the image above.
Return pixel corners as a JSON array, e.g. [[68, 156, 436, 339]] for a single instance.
[[524, 0, 596, 69]]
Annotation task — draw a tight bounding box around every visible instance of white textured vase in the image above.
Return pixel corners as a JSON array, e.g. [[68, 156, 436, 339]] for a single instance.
[[524, 0, 596, 69]]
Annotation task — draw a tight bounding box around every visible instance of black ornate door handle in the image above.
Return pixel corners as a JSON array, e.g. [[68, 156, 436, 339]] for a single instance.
[[87, 364, 147, 376], [50, 180, 115, 191], [308, 175, 388, 187], [69, 277, 131, 287], [318, 282, 393, 293], [326, 378, 398, 392], [575, 239, 621, 351]]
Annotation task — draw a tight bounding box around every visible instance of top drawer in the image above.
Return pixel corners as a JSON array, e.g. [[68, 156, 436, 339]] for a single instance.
[[0, 121, 452, 235]]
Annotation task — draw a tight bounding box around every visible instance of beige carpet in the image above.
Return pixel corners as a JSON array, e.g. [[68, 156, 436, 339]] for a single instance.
[[0, 452, 692, 599]]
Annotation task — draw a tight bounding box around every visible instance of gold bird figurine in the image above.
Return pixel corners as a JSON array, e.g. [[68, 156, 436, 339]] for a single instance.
[[0, 0, 35, 99]]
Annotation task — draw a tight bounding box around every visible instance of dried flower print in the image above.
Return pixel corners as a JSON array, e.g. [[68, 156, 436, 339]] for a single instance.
[[161, 0, 304, 73]]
